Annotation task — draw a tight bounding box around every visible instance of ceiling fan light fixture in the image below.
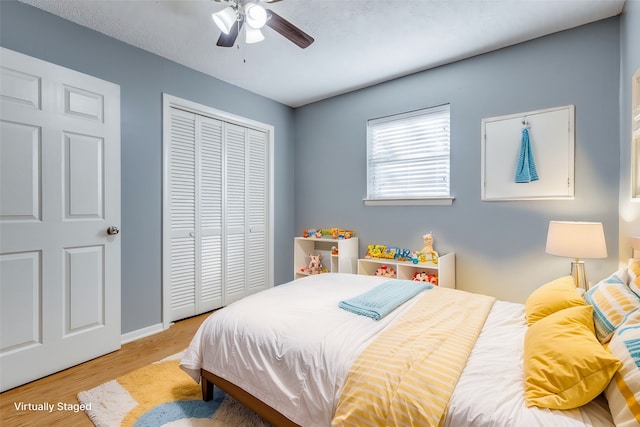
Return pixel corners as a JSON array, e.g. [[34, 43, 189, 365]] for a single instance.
[[244, 3, 267, 29], [245, 26, 265, 44], [212, 6, 237, 34]]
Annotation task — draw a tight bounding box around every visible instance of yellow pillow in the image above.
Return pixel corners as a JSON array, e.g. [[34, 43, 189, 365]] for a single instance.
[[524, 276, 587, 326], [524, 305, 621, 409]]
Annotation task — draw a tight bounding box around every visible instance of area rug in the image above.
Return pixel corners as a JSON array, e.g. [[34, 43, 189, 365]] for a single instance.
[[77, 352, 271, 427]]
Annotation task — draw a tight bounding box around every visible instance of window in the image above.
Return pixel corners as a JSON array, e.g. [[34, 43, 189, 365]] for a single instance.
[[366, 104, 452, 205]]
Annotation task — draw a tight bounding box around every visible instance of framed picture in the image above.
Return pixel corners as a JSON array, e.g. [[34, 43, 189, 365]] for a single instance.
[[481, 105, 575, 201]]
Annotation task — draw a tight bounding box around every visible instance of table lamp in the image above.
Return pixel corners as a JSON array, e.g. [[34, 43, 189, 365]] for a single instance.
[[545, 221, 607, 290]]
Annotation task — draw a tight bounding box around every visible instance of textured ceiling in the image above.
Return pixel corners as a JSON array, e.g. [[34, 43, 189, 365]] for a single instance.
[[18, 0, 625, 107]]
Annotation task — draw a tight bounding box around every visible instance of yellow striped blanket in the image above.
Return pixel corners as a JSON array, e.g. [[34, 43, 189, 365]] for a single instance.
[[332, 287, 495, 427]]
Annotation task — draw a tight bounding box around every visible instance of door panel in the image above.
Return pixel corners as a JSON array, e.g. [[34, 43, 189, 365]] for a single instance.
[[0, 66, 40, 109], [199, 116, 223, 311], [247, 129, 268, 294], [64, 245, 104, 334], [64, 132, 104, 219], [0, 48, 120, 392], [224, 124, 247, 305], [0, 251, 41, 352], [0, 121, 40, 221], [168, 109, 197, 320]]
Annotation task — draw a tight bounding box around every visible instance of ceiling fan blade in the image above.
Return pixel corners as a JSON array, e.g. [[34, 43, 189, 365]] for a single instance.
[[216, 18, 243, 47], [265, 9, 314, 49], [262, 0, 284, 3]]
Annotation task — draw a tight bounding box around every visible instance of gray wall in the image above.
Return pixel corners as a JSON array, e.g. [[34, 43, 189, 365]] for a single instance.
[[0, 1, 629, 335], [294, 18, 621, 303], [619, 1, 640, 260], [0, 1, 296, 334]]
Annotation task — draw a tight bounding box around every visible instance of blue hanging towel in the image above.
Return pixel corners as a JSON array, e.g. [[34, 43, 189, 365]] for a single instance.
[[515, 127, 539, 183]]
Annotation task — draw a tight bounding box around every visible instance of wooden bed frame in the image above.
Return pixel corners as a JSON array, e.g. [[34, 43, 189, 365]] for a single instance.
[[201, 237, 640, 426], [201, 368, 299, 426]]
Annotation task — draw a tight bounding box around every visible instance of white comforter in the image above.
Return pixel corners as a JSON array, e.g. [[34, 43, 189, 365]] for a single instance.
[[180, 273, 614, 427]]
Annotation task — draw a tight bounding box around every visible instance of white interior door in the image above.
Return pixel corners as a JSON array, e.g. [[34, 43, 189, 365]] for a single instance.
[[0, 48, 121, 391], [166, 108, 198, 321], [224, 123, 247, 305], [247, 128, 268, 295], [166, 109, 224, 322], [199, 115, 224, 312]]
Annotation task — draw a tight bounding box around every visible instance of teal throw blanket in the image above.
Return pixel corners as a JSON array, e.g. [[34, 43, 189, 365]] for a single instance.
[[339, 280, 432, 320], [515, 127, 539, 183]]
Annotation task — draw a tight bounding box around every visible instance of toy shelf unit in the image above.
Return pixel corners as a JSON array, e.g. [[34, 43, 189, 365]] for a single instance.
[[294, 237, 359, 279], [357, 252, 455, 289]]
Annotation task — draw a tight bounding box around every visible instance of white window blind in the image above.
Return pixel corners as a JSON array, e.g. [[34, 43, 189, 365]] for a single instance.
[[367, 104, 451, 202]]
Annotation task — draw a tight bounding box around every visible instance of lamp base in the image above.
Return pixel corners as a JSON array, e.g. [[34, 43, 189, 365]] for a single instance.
[[571, 260, 588, 291]]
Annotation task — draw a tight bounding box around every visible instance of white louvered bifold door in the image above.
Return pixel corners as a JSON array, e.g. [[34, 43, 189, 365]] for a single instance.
[[247, 129, 268, 295], [166, 105, 269, 322], [224, 123, 247, 305], [199, 116, 224, 312], [168, 111, 224, 321], [168, 109, 198, 321]]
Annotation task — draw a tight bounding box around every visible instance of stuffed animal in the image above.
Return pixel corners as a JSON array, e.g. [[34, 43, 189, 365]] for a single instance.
[[375, 265, 396, 277], [412, 272, 438, 284], [418, 233, 439, 263], [308, 253, 323, 274]]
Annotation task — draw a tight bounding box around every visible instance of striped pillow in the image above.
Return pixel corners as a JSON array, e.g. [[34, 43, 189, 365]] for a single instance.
[[629, 260, 640, 297], [584, 271, 640, 344], [605, 309, 640, 427]]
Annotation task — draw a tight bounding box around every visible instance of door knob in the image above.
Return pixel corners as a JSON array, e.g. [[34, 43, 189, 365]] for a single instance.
[[107, 226, 120, 236]]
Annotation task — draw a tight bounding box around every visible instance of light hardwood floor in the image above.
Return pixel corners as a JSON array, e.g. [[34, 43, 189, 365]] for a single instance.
[[0, 312, 212, 427]]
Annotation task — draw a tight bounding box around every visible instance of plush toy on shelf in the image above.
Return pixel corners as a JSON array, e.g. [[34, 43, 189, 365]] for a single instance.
[[374, 265, 396, 277], [308, 253, 323, 274], [412, 271, 438, 285], [418, 233, 439, 264]]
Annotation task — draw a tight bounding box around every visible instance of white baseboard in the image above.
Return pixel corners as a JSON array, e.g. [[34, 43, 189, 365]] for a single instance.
[[120, 322, 165, 345]]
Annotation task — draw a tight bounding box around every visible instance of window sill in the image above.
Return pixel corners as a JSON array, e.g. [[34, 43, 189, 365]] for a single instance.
[[363, 197, 455, 206]]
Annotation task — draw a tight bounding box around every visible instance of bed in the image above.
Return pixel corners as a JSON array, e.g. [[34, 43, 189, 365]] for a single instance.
[[181, 239, 640, 427]]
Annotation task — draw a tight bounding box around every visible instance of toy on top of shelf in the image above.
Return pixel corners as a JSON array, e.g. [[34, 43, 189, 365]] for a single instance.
[[302, 228, 356, 239], [328, 228, 354, 239], [308, 253, 323, 274], [383, 247, 398, 259], [417, 233, 439, 264], [365, 244, 386, 259], [396, 248, 412, 261], [412, 271, 438, 285], [375, 265, 396, 277]]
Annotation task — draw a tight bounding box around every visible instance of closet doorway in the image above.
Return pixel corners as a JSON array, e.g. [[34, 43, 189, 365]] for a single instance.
[[162, 95, 273, 326]]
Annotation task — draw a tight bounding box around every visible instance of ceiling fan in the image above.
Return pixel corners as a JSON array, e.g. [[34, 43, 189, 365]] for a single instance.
[[211, 0, 314, 49]]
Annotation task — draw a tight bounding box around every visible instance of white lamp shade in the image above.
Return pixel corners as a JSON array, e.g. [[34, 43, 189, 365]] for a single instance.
[[212, 6, 237, 34], [245, 3, 267, 29], [545, 221, 608, 259], [245, 26, 265, 44]]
